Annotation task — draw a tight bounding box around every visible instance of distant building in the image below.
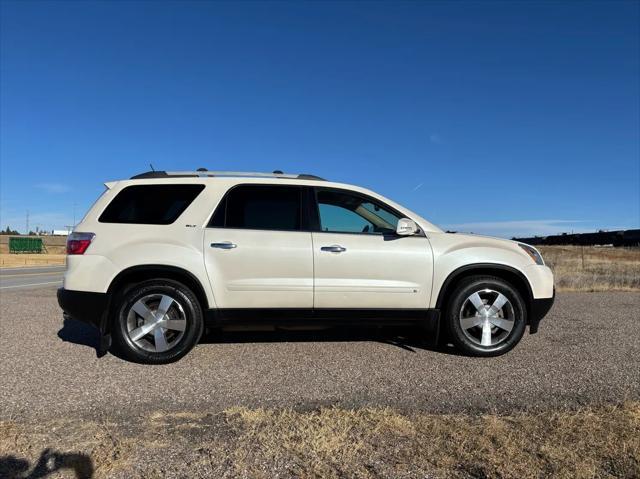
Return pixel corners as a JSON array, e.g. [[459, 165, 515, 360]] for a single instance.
[[52, 230, 70, 236]]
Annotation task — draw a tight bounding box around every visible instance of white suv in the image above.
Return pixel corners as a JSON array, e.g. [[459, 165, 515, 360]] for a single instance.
[[58, 170, 554, 364]]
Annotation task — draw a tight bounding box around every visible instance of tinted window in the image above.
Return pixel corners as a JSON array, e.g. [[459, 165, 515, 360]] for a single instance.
[[316, 189, 401, 234], [210, 185, 302, 231], [318, 203, 374, 233], [99, 184, 205, 225]]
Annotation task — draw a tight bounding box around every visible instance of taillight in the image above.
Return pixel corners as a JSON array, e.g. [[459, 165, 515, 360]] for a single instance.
[[67, 232, 95, 255]]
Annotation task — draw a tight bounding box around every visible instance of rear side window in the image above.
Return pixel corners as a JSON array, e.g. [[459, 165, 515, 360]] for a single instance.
[[209, 185, 302, 231], [99, 184, 205, 225]]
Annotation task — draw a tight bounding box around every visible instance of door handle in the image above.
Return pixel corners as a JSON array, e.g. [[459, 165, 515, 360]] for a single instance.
[[211, 242, 237, 249], [321, 245, 346, 253]]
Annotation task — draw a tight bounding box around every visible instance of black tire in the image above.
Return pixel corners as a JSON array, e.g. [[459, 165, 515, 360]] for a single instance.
[[445, 275, 527, 357], [111, 279, 204, 364]]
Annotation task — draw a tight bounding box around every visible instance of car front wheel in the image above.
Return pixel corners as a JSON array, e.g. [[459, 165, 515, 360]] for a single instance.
[[445, 275, 527, 357], [111, 279, 204, 364]]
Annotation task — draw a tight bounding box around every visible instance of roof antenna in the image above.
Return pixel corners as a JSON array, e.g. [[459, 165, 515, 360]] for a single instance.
[[150, 163, 155, 172]]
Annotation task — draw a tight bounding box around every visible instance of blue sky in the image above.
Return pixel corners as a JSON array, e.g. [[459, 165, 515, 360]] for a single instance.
[[1, 0, 638, 237]]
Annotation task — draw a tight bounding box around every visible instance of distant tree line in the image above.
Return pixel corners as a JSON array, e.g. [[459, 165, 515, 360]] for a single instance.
[[514, 229, 640, 247], [0, 227, 49, 236]]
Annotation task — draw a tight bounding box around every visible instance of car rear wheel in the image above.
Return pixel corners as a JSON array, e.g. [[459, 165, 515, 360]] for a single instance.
[[111, 279, 203, 364], [445, 275, 527, 357]]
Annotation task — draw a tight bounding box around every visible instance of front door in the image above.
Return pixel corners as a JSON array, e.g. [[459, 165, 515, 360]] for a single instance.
[[203, 184, 313, 309], [312, 187, 433, 309]]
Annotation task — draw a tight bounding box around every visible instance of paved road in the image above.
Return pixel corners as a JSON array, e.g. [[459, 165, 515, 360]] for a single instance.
[[1, 285, 639, 422], [0, 265, 65, 290]]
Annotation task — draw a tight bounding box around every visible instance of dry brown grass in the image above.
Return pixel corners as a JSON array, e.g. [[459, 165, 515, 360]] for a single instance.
[[1, 403, 638, 478], [539, 245, 640, 291], [224, 402, 640, 479], [0, 253, 66, 267]]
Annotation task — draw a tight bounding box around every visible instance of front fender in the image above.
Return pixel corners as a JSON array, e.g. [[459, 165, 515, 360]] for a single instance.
[[428, 233, 544, 308]]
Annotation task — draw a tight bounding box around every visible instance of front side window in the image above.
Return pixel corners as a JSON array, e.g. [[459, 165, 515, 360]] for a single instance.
[[316, 189, 402, 234], [210, 185, 302, 231], [99, 184, 205, 225]]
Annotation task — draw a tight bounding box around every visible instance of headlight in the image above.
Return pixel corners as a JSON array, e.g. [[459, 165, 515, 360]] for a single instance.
[[518, 243, 544, 265]]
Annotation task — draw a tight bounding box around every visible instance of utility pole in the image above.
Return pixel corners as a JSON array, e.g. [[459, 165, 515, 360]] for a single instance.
[[72, 202, 77, 228], [26, 210, 29, 235]]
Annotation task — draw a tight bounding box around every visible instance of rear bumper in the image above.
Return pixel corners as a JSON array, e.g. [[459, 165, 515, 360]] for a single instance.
[[529, 288, 555, 334], [57, 288, 109, 332]]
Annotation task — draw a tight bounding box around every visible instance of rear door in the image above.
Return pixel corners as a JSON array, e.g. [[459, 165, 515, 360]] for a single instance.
[[203, 184, 313, 309], [311, 187, 433, 309]]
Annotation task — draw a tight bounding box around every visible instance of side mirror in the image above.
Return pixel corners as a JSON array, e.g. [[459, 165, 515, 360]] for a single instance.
[[396, 218, 418, 236]]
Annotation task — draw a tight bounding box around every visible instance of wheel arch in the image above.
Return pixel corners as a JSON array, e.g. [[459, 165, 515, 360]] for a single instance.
[[106, 264, 210, 314], [435, 263, 534, 320]]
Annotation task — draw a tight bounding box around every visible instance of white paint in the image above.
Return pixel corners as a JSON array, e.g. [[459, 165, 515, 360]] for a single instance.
[[63, 175, 555, 311]]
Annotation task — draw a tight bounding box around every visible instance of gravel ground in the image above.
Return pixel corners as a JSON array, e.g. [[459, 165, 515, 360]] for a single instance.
[[1, 286, 639, 422]]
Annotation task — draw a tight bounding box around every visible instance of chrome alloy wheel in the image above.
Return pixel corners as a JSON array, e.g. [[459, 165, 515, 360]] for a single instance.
[[459, 289, 515, 347], [126, 294, 187, 353]]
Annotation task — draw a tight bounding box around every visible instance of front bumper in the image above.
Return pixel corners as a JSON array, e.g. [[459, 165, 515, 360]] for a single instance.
[[57, 288, 109, 332], [529, 287, 555, 334]]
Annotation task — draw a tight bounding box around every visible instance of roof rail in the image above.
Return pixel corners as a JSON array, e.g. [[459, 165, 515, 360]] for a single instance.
[[130, 170, 327, 181]]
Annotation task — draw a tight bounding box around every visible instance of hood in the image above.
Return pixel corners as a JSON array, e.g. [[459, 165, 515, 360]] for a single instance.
[[428, 230, 529, 259], [441, 231, 519, 246]]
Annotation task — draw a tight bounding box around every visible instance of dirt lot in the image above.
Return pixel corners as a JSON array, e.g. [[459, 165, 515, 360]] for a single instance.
[[1, 285, 639, 478], [1, 246, 639, 478]]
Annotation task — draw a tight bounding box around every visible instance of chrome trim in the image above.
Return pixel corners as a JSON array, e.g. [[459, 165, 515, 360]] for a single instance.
[[211, 242, 237, 249], [126, 294, 187, 353], [459, 288, 515, 347], [321, 245, 347, 253]]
